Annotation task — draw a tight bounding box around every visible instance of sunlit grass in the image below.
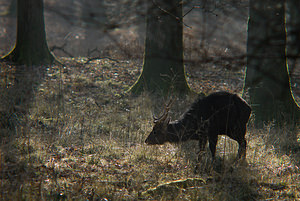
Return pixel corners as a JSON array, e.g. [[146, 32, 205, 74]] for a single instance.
[[0, 58, 299, 200]]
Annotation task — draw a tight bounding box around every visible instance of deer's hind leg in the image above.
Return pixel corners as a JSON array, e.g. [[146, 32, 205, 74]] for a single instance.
[[229, 125, 247, 160], [237, 138, 247, 159]]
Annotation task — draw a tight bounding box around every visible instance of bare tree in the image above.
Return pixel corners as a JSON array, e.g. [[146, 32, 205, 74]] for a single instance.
[[1, 0, 55, 65], [130, 0, 190, 95], [286, 0, 300, 72], [244, 0, 300, 126]]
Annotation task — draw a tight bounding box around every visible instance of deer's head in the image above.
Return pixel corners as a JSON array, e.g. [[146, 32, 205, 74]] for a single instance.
[[145, 100, 173, 145]]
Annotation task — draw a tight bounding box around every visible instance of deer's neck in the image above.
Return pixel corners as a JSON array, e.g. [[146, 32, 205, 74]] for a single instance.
[[167, 119, 197, 142]]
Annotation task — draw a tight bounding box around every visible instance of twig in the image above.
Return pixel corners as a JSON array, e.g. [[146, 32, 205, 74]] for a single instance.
[[50, 43, 73, 58], [152, 0, 192, 29], [183, 5, 218, 18]]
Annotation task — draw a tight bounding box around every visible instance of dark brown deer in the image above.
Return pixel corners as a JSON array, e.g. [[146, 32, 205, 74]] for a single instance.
[[145, 91, 251, 160]]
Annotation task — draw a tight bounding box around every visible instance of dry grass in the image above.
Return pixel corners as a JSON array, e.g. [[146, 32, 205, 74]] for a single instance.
[[0, 58, 299, 200]]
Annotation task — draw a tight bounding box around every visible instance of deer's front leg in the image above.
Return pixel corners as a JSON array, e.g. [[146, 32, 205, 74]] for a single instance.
[[197, 134, 208, 161]]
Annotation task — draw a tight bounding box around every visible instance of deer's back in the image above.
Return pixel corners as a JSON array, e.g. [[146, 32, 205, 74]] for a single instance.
[[185, 92, 251, 135]]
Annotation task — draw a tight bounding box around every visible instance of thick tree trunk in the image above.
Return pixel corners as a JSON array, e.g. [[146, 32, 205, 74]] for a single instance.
[[245, 0, 300, 126], [130, 0, 190, 95], [1, 0, 55, 65], [286, 0, 300, 72]]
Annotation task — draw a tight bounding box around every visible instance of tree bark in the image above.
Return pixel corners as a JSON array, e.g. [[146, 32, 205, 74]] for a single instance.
[[286, 0, 300, 72], [245, 0, 300, 126], [1, 0, 55, 65], [130, 0, 190, 95]]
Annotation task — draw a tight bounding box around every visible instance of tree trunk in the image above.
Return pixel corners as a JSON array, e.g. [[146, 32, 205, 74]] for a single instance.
[[286, 0, 300, 73], [130, 0, 190, 95], [245, 0, 300, 126], [1, 0, 55, 65]]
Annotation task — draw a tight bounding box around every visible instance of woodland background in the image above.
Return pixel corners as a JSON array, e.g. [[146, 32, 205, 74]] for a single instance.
[[0, 0, 299, 200]]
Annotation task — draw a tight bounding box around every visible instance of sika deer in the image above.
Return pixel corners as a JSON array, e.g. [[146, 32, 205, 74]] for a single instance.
[[145, 91, 251, 160]]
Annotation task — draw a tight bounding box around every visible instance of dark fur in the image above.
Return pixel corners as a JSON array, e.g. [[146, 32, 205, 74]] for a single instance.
[[145, 91, 251, 159]]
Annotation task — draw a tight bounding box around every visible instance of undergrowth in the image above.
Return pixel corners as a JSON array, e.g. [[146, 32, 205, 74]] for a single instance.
[[0, 58, 299, 200]]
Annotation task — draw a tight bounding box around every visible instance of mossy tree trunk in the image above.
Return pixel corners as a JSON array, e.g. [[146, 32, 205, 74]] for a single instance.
[[286, 0, 300, 70], [1, 0, 55, 65], [245, 0, 300, 127], [130, 0, 190, 95]]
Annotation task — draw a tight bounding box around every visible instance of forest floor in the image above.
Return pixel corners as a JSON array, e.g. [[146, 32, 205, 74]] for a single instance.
[[0, 57, 299, 200], [0, 0, 300, 200]]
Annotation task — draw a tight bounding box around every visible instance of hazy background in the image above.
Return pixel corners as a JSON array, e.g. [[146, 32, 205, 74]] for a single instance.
[[0, 0, 298, 98]]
